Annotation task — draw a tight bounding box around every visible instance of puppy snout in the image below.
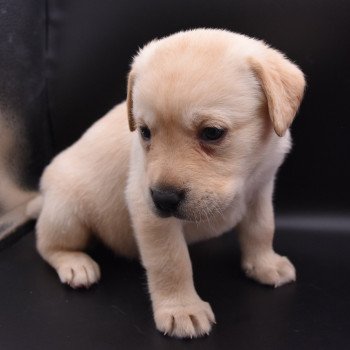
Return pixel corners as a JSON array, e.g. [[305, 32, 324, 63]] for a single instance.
[[150, 186, 185, 217]]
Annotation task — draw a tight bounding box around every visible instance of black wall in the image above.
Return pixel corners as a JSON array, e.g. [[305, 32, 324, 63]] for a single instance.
[[2, 0, 350, 214]]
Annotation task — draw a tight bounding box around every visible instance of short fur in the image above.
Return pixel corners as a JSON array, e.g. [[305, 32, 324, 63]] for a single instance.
[[32, 29, 305, 338]]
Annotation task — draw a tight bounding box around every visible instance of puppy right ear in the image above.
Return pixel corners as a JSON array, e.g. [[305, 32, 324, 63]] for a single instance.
[[127, 71, 136, 131]]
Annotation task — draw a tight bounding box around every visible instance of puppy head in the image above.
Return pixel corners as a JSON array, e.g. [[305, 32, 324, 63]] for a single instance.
[[127, 29, 305, 221]]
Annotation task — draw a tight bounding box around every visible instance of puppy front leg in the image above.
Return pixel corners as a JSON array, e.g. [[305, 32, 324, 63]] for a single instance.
[[133, 215, 215, 338], [238, 181, 296, 287]]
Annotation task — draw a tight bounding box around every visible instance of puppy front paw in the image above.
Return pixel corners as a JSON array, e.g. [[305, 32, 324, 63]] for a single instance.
[[56, 253, 101, 289], [154, 298, 216, 338], [242, 252, 296, 287]]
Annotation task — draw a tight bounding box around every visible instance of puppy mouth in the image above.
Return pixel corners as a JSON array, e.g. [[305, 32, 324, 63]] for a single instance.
[[152, 204, 219, 222], [152, 206, 187, 220]]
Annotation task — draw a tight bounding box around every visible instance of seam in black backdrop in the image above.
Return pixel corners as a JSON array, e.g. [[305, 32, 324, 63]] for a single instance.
[[0, 0, 52, 188]]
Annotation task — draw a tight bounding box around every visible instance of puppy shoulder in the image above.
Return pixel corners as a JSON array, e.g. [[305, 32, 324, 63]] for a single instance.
[[41, 102, 131, 190]]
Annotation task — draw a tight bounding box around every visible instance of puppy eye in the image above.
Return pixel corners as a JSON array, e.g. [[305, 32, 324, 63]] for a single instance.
[[140, 126, 151, 141], [200, 127, 226, 142]]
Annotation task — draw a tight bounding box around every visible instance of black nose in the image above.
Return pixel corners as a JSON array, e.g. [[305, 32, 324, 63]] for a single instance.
[[150, 186, 185, 216]]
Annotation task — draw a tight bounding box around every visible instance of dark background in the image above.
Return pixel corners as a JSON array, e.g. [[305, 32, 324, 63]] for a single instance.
[[1, 1, 350, 349], [2, 0, 350, 214]]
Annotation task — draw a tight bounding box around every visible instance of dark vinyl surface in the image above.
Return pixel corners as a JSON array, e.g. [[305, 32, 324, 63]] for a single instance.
[[1, 225, 350, 350]]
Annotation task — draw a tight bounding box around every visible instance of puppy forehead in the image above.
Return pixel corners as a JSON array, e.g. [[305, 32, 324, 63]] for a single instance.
[[132, 31, 263, 128]]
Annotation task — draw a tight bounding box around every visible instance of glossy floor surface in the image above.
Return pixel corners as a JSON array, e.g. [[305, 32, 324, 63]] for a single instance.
[[1, 224, 350, 350]]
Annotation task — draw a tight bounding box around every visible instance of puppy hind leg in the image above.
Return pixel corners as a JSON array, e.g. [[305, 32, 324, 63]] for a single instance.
[[36, 201, 100, 289]]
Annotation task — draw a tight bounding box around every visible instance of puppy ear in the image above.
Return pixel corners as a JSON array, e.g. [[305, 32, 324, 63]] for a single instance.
[[248, 49, 305, 137], [126, 71, 136, 131]]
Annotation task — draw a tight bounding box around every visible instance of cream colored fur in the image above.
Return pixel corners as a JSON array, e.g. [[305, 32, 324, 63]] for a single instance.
[[32, 29, 305, 339]]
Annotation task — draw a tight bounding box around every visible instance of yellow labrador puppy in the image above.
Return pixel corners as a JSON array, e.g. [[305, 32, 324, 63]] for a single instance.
[[29, 29, 305, 338]]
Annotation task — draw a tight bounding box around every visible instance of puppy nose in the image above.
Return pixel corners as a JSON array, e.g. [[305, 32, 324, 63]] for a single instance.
[[150, 187, 185, 216]]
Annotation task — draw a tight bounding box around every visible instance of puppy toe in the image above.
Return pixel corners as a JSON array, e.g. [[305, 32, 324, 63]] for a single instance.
[[154, 299, 215, 338]]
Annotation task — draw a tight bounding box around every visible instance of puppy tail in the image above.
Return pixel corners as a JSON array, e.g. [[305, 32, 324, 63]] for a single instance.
[[26, 194, 43, 220], [0, 112, 42, 246], [0, 191, 40, 247]]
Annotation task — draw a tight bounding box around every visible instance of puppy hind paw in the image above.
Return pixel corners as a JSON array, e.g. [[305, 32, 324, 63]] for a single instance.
[[243, 253, 296, 288], [56, 253, 101, 289]]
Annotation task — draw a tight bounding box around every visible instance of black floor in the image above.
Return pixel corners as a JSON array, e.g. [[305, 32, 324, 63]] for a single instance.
[[1, 224, 350, 350]]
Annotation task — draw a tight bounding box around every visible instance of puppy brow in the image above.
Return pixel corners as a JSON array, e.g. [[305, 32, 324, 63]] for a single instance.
[[133, 117, 147, 128], [191, 113, 229, 128]]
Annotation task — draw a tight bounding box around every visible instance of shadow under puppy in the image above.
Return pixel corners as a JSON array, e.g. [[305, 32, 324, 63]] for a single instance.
[[29, 29, 305, 338]]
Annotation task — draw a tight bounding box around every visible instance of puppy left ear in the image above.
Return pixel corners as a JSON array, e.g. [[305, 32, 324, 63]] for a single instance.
[[126, 71, 136, 131], [248, 49, 306, 137]]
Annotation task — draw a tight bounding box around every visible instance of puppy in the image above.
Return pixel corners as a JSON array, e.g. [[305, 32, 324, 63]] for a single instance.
[[31, 29, 305, 338]]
